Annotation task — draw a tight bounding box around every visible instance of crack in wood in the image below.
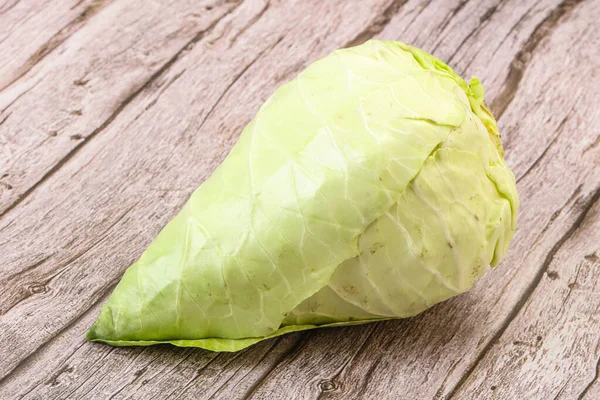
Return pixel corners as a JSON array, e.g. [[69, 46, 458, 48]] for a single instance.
[[199, 350, 248, 394], [431, 0, 471, 53], [559, 261, 584, 310], [167, 353, 221, 398], [75, 348, 159, 399], [343, 0, 408, 48], [70, 0, 85, 10], [0, 0, 113, 93], [516, 114, 569, 183], [62, 346, 120, 399], [228, 0, 270, 48], [484, 2, 535, 72], [1, 78, 42, 114], [17, 341, 87, 398], [0, 111, 10, 126], [434, 359, 461, 400], [583, 134, 600, 155], [552, 375, 573, 400], [0, 0, 20, 15], [445, 184, 600, 399], [491, 0, 585, 119], [395, 0, 434, 40], [240, 333, 310, 399], [188, 33, 285, 143], [173, 353, 240, 398], [447, 0, 509, 64], [532, 184, 582, 248], [338, 326, 382, 399], [317, 324, 380, 399], [169, 353, 223, 399], [578, 354, 600, 399], [141, 68, 187, 114], [204, 339, 282, 400], [461, 0, 542, 79], [1, 254, 52, 286], [353, 358, 381, 397]]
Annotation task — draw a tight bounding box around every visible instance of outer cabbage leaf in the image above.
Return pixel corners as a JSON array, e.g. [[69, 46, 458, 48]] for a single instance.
[[87, 40, 518, 351]]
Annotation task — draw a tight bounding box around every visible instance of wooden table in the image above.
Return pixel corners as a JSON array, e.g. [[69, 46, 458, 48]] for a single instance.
[[1, 0, 599, 398]]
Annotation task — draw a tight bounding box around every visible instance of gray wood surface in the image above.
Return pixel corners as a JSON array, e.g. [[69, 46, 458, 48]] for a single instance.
[[0, 0, 599, 399]]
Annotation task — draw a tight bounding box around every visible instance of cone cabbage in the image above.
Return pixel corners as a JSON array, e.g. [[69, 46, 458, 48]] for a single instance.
[[87, 40, 519, 351]]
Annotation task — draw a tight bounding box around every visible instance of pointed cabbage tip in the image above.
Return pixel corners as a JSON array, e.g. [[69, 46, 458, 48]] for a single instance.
[[85, 303, 115, 342], [85, 322, 100, 341]]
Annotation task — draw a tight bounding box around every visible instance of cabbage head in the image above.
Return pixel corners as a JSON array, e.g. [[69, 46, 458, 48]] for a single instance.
[[87, 40, 519, 351]]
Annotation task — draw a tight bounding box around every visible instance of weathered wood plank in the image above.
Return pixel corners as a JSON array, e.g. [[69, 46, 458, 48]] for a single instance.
[[0, 0, 402, 396], [0, 0, 598, 398], [0, 0, 112, 92], [0, 0, 243, 215]]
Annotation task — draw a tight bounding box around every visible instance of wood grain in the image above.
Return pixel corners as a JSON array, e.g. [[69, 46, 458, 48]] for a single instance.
[[1, 0, 599, 398], [0, 0, 112, 92], [0, 0, 243, 215]]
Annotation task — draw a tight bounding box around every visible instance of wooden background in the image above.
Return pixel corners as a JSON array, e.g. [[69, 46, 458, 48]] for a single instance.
[[1, 0, 599, 398]]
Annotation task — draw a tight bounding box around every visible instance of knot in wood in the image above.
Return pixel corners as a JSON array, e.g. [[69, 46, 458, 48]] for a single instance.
[[319, 379, 337, 392], [29, 283, 48, 294]]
